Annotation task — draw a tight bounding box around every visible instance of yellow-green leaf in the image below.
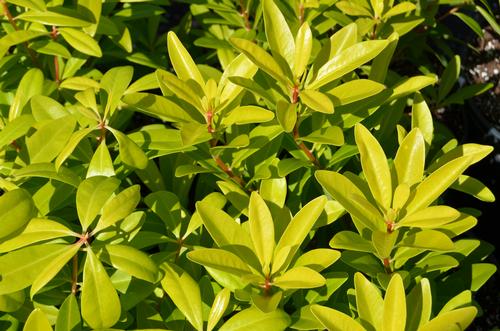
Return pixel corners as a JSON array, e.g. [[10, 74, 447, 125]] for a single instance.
[[394, 128, 425, 187], [107, 127, 149, 169], [263, 0, 295, 66], [300, 89, 334, 114], [383, 273, 406, 331], [293, 22, 312, 79], [273, 266, 325, 289], [187, 248, 252, 276], [355, 272, 384, 330], [23, 308, 53, 331], [59, 28, 102, 57], [249, 192, 275, 271], [397, 206, 460, 229], [0, 189, 36, 240], [311, 305, 366, 331], [411, 92, 433, 147], [418, 307, 477, 331], [208, 288, 231, 331], [167, 31, 205, 89]]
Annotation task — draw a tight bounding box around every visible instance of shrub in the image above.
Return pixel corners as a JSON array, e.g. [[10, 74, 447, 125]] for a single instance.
[[0, 0, 497, 330]]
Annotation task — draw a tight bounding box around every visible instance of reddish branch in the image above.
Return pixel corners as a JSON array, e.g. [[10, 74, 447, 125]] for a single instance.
[[213, 154, 245, 186], [239, 0, 251, 31], [50, 26, 60, 84], [71, 254, 78, 294]]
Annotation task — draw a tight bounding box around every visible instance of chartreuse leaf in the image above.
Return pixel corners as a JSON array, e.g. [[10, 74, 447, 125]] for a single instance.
[[405, 155, 472, 214], [102, 244, 158, 282], [406, 278, 432, 331], [300, 90, 334, 114], [389, 76, 437, 101], [27, 115, 77, 164], [315, 171, 385, 231], [60, 77, 100, 91], [383, 274, 406, 331], [59, 28, 101, 57], [300, 126, 344, 146], [372, 230, 398, 258], [260, 177, 287, 208], [101, 66, 134, 117], [107, 127, 149, 169], [93, 184, 141, 233], [369, 32, 398, 83], [161, 263, 204, 331], [438, 55, 460, 102], [276, 100, 297, 133], [399, 230, 454, 251], [330, 231, 374, 253], [0, 244, 70, 295], [328, 79, 386, 106], [293, 248, 340, 272], [219, 307, 290, 331], [273, 196, 326, 273], [81, 247, 121, 329], [263, 0, 295, 66], [0, 30, 48, 58], [222, 106, 274, 126], [308, 40, 388, 89], [0, 290, 24, 312], [9, 68, 43, 121], [167, 31, 205, 90], [396, 206, 460, 229], [450, 175, 495, 202], [411, 93, 433, 147], [218, 54, 258, 105], [188, 248, 252, 276], [23, 308, 52, 331], [207, 288, 231, 331], [0, 189, 36, 240], [310, 305, 366, 331], [394, 128, 425, 186], [383, 2, 416, 19], [55, 294, 81, 331], [87, 141, 115, 178], [370, 0, 384, 17], [0, 114, 35, 150], [76, 176, 120, 231], [156, 69, 204, 113], [230, 37, 290, 86], [252, 291, 282, 313], [31, 242, 82, 297], [55, 127, 96, 170], [428, 143, 493, 173], [293, 22, 312, 79], [336, 1, 372, 16], [355, 123, 392, 211], [273, 266, 325, 289], [418, 307, 477, 331], [355, 272, 384, 330], [249, 192, 275, 272], [16, 8, 93, 26]]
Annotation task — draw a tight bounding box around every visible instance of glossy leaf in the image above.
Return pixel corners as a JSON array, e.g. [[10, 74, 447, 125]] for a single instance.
[[101, 66, 134, 117], [207, 288, 231, 331], [87, 141, 115, 178], [330, 231, 374, 253], [76, 176, 120, 231], [249, 192, 275, 271], [0, 189, 36, 240], [187, 248, 252, 276], [17, 9, 93, 26], [293, 248, 341, 272], [0, 115, 35, 150], [355, 272, 383, 330], [311, 305, 366, 331], [55, 294, 81, 331], [156, 69, 204, 113], [418, 307, 477, 331], [263, 0, 295, 66], [300, 90, 334, 114], [219, 307, 290, 331], [394, 128, 425, 186], [438, 55, 460, 102], [59, 28, 101, 57], [222, 106, 274, 125], [293, 22, 312, 79], [55, 127, 95, 170], [167, 31, 205, 89], [81, 247, 121, 329], [383, 274, 406, 331], [276, 100, 297, 133], [161, 263, 203, 331], [411, 92, 433, 147], [328, 79, 386, 106], [8, 68, 43, 121], [399, 230, 454, 251], [355, 123, 392, 211], [406, 278, 432, 331], [450, 175, 495, 202], [107, 127, 149, 169], [397, 206, 460, 229], [23, 308, 52, 331], [273, 266, 325, 289], [103, 244, 158, 282]]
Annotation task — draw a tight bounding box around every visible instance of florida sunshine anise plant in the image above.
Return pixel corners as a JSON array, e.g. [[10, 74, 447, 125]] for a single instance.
[[0, 0, 497, 330]]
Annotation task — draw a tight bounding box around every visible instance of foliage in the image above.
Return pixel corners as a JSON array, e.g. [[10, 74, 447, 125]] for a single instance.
[[0, 0, 497, 330]]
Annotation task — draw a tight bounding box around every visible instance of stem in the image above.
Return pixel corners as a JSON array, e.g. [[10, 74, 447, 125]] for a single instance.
[[213, 154, 245, 187], [71, 254, 78, 295], [51, 26, 60, 84], [263, 275, 272, 296], [0, 0, 40, 66], [206, 110, 215, 134], [293, 124, 320, 167], [239, 0, 251, 31], [437, 6, 459, 22], [383, 257, 392, 273], [298, 2, 305, 25]]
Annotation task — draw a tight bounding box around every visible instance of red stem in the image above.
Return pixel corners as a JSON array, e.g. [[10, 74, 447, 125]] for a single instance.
[[239, 0, 251, 31]]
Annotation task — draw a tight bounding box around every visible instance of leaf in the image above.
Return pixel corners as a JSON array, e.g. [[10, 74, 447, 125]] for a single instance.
[[230, 37, 290, 86], [311, 305, 366, 331], [369, 32, 399, 83], [411, 92, 433, 147], [0, 30, 48, 58], [418, 307, 477, 331], [0, 114, 35, 150], [394, 128, 425, 186], [452, 12, 483, 38], [102, 244, 157, 282], [273, 266, 325, 289], [31, 40, 72, 58], [187, 248, 252, 276], [273, 196, 326, 273], [438, 55, 460, 102], [293, 22, 312, 79], [222, 106, 275, 126], [396, 206, 460, 229], [355, 272, 384, 330], [0, 189, 36, 240], [330, 231, 374, 253], [207, 288, 231, 331], [315, 171, 385, 231], [12, 163, 80, 187], [263, 0, 295, 66], [405, 155, 472, 214], [156, 69, 204, 113], [161, 263, 204, 331], [293, 248, 341, 272], [107, 127, 149, 169], [406, 278, 432, 331], [252, 291, 282, 313], [9, 68, 44, 121], [0, 290, 25, 313], [219, 307, 290, 331], [16, 8, 93, 26], [23, 308, 53, 331], [87, 141, 115, 178], [383, 2, 416, 19], [0, 244, 70, 294], [31, 243, 81, 297], [300, 89, 334, 114], [81, 247, 121, 329], [372, 230, 398, 258], [55, 127, 95, 170], [428, 143, 493, 173], [59, 77, 100, 91], [93, 184, 141, 233], [398, 230, 454, 251], [167, 31, 205, 89], [55, 294, 81, 331], [336, 1, 372, 16], [328, 79, 386, 106], [450, 175, 495, 202], [355, 124, 392, 211], [300, 126, 344, 146], [442, 82, 493, 106], [388, 75, 437, 101], [475, 5, 500, 36], [59, 28, 102, 57], [383, 274, 406, 331], [276, 100, 297, 133], [27, 115, 77, 163], [100, 66, 134, 117], [308, 40, 388, 89], [76, 176, 120, 231], [249, 192, 275, 271]]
